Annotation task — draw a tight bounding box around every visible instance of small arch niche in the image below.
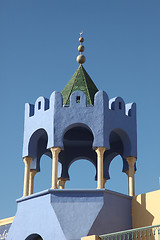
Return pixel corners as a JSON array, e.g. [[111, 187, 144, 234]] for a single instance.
[[119, 102, 122, 109], [76, 96, 81, 103], [38, 101, 41, 110], [25, 234, 43, 240]]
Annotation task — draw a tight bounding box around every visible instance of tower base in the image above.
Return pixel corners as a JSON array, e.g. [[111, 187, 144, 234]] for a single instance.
[[7, 189, 132, 240]]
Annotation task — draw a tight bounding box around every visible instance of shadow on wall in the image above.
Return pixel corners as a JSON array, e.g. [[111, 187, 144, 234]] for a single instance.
[[88, 191, 133, 236], [132, 193, 154, 228]]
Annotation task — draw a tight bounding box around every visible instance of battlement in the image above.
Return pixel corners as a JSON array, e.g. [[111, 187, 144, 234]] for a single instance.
[[25, 96, 50, 118], [109, 97, 136, 117], [23, 90, 137, 161], [25, 90, 136, 119]]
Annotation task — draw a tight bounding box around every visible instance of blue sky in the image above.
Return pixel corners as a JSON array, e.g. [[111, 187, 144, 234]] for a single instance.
[[0, 0, 160, 219]]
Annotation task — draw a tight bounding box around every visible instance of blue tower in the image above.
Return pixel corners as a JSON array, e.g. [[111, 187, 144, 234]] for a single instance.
[[6, 34, 137, 240]]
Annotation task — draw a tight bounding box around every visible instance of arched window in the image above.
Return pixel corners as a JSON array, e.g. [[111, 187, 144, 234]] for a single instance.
[[25, 234, 43, 240]]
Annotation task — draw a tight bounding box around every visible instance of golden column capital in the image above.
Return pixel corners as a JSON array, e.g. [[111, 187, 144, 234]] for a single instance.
[[95, 147, 106, 156], [126, 156, 136, 166], [50, 147, 61, 156], [23, 156, 33, 165]]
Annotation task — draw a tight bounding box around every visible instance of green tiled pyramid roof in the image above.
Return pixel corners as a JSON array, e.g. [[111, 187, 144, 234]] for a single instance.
[[61, 65, 98, 105]]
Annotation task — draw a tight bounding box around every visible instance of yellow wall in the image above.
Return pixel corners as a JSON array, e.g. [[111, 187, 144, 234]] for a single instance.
[[81, 235, 100, 240], [0, 216, 14, 226], [132, 189, 160, 228]]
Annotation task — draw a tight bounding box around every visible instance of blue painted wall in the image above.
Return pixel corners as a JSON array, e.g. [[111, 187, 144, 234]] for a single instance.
[[7, 189, 132, 240]]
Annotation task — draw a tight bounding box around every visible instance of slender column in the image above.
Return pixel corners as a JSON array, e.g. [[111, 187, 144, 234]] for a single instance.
[[58, 178, 67, 189], [126, 157, 136, 196], [29, 170, 37, 195], [125, 170, 130, 194], [103, 179, 107, 189], [95, 147, 106, 189], [50, 147, 61, 189], [23, 157, 33, 197]]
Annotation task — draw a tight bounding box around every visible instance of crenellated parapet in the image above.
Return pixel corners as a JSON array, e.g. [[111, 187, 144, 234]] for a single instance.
[[24, 91, 136, 119], [109, 97, 136, 117], [23, 90, 137, 175]]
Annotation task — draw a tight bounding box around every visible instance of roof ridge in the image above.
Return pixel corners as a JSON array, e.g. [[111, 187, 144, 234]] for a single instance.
[[81, 66, 98, 104], [81, 66, 92, 105], [81, 65, 98, 90]]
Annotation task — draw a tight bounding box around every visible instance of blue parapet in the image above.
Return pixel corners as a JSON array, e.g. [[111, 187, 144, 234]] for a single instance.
[[22, 90, 137, 177]]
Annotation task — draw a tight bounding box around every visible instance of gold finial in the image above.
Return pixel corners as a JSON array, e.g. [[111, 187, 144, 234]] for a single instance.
[[77, 32, 86, 64]]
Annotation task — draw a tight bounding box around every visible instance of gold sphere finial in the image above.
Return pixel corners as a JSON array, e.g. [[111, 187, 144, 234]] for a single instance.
[[77, 32, 86, 64]]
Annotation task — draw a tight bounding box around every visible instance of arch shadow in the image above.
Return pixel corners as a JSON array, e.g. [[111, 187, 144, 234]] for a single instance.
[[28, 128, 51, 172], [103, 128, 132, 181], [58, 124, 97, 182]]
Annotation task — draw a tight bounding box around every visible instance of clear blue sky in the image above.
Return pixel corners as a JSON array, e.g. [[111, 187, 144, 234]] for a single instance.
[[0, 0, 160, 219]]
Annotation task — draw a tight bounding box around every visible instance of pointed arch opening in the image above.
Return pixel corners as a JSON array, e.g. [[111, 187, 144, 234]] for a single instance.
[[107, 155, 128, 195], [66, 159, 97, 189], [28, 128, 51, 172], [27, 129, 52, 194], [33, 155, 52, 193], [103, 128, 130, 193], [58, 124, 97, 188]]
